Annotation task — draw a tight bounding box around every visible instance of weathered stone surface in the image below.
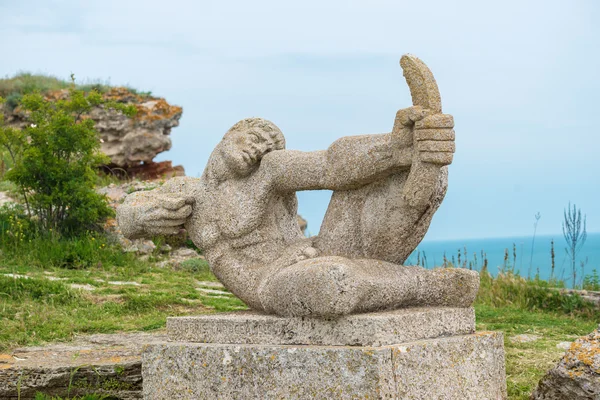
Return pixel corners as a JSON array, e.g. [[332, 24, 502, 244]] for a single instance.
[[4, 87, 183, 168], [95, 91, 182, 167], [142, 331, 506, 399], [557, 341, 573, 350], [532, 325, 600, 399], [0, 332, 166, 399], [117, 54, 479, 318], [392, 332, 506, 399], [168, 307, 476, 346]]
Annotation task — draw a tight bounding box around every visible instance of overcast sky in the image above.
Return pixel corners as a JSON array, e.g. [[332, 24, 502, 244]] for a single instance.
[[1, 0, 598, 240]]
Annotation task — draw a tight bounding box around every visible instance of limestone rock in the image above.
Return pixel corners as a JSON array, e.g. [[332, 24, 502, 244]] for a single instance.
[[557, 341, 573, 350], [510, 334, 541, 343], [156, 247, 204, 269], [120, 160, 185, 180], [170, 247, 200, 259], [0, 332, 166, 399], [532, 325, 600, 399], [120, 237, 156, 255], [4, 87, 183, 168]]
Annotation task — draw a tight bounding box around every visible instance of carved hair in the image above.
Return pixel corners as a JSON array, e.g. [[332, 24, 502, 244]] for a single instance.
[[224, 117, 285, 150]]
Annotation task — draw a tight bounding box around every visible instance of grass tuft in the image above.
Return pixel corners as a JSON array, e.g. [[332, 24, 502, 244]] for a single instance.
[[0, 72, 150, 111]]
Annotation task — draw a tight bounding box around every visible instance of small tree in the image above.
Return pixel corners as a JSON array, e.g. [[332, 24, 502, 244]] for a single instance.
[[0, 78, 136, 235], [562, 202, 587, 287]]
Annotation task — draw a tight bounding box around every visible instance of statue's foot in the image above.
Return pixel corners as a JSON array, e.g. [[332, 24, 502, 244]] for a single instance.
[[417, 267, 480, 307]]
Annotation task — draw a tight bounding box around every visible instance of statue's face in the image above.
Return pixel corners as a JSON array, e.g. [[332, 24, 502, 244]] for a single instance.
[[220, 127, 284, 177]]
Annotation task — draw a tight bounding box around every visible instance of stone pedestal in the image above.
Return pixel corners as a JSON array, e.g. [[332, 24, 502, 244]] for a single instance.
[[142, 307, 507, 399]]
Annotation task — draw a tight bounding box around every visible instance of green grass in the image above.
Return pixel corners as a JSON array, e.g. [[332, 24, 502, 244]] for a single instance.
[[475, 305, 595, 399], [0, 233, 245, 352], [0, 73, 73, 109], [1, 221, 598, 399], [474, 271, 599, 399], [0, 72, 151, 110], [477, 269, 599, 319]]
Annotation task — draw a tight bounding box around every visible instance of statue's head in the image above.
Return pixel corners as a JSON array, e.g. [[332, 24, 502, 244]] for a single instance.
[[216, 118, 285, 177]]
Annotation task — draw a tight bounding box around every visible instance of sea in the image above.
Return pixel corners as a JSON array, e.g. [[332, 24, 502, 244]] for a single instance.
[[407, 232, 600, 287]]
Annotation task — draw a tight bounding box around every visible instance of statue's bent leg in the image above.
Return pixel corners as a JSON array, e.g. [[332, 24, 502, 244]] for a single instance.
[[257, 256, 367, 317], [316, 167, 448, 265], [257, 256, 479, 317]]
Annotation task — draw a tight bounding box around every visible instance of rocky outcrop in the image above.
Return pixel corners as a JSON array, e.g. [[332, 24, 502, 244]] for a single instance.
[[4, 87, 183, 170], [115, 160, 185, 180], [532, 325, 600, 399], [0, 332, 166, 399]]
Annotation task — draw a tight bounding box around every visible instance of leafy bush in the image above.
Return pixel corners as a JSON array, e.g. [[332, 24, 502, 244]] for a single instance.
[[583, 269, 600, 291], [0, 202, 147, 270], [0, 231, 139, 271], [0, 82, 135, 236]]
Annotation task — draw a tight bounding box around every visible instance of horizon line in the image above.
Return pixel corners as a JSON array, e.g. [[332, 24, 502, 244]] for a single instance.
[[423, 231, 600, 244]]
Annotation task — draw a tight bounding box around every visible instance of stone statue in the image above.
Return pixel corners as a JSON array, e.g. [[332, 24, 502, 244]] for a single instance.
[[117, 54, 479, 318]]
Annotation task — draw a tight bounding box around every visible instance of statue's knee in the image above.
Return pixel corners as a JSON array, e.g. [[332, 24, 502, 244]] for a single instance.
[[258, 257, 362, 317]]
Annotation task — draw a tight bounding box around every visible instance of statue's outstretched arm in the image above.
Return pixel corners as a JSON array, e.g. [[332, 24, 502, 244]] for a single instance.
[[259, 132, 413, 192], [117, 177, 196, 239], [260, 107, 453, 195]]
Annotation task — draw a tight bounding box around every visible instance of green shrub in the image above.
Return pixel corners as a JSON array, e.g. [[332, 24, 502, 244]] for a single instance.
[[0, 204, 147, 269], [583, 269, 600, 291], [4, 92, 22, 110], [476, 270, 599, 318], [0, 82, 136, 236]]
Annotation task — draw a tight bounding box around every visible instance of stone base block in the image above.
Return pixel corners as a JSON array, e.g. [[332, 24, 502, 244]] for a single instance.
[[142, 331, 507, 399], [167, 307, 476, 347]]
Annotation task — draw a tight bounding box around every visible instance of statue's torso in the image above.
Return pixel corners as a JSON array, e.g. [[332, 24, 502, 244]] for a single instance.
[[184, 177, 304, 268]]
